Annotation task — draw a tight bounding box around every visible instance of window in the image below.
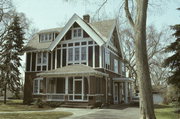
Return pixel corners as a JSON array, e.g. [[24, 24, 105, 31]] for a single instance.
[[37, 52, 47, 71], [68, 48, 73, 61], [105, 49, 110, 65], [81, 47, 86, 60], [33, 78, 43, 94], [75, 48, 80, 61], [122, 62, 125, 72], [114, 59, 118, 73], [42, 52, 47, 64], [73, 28, 82, 38], [37, 53, 41, 64], [39, 33, 54, 42]]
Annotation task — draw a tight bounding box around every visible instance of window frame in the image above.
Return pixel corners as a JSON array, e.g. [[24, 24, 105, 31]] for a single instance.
[[33, 78, 43, 94], [72, 28, 83, 39]]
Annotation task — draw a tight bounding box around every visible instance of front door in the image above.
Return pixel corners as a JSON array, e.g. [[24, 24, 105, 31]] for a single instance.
[[73, 79, 83, 101]]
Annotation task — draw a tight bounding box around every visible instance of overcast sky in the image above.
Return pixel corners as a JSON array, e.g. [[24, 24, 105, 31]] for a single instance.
[[13, 0, 179, 78]]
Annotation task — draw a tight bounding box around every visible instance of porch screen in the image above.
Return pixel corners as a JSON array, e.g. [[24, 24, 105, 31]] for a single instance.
[[56, 78, 65, 93]]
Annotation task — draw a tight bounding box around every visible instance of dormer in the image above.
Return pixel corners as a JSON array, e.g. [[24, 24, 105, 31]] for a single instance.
[[39, 32, 59, 42]]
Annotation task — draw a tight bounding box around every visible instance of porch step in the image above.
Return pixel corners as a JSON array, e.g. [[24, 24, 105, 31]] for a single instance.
[[61, 102, 93, 109]]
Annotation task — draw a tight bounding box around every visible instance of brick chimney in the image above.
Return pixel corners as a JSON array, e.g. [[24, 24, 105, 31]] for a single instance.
[[83, 14, 90, 23]]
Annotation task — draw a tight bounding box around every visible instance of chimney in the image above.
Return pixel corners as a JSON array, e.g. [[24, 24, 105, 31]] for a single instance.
[[83, 14, 90, 23]]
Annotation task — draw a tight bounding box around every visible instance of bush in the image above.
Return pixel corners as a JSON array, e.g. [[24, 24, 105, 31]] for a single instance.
[[93, 102, 102, 108], [36, 98, 44, 108], [46, 102, 63, 108]]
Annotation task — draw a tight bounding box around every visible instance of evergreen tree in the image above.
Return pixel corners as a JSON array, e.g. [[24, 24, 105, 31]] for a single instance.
[[164, 24, 180, 89], [0, 15, 25, 104]]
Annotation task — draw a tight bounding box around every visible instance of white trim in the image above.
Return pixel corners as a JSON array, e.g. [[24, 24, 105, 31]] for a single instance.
[[99, 46, 102, 68], [60, 48, 62, 67], [51, 52, 53, 69], [65, 77, 68, 94], [93, 42, 95, 68], [48, 14, 105, 51], [33, 77, 43, 94], [30, 52, 32, 71], [55, 47, 57, 69]]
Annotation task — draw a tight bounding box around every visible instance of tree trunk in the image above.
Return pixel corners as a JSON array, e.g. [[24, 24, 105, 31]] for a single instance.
[[4, 83, 7, 104], [134, 0, 156, 119]]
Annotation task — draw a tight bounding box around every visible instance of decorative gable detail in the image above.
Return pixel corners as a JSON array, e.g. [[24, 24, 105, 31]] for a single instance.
[[48, 14, 106, 51]]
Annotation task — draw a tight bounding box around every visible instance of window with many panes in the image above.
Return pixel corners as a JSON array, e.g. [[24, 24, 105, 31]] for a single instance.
[[33, 78, 43, 94]]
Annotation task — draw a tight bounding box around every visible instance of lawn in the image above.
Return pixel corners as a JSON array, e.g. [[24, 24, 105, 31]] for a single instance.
[[0, 111, 72, 119], [0, 99, 72, 119], [0, 100, 52, 112], [155, 105, 179, 119]]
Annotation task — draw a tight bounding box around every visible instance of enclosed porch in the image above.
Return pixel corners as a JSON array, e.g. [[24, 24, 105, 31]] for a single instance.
[[34, 64, 108, 104]]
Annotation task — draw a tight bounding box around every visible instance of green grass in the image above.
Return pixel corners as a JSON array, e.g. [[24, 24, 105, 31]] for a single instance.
[[0, 100, 52, 112], [0, 111, 72, 119], [155, 105, 179, 119]]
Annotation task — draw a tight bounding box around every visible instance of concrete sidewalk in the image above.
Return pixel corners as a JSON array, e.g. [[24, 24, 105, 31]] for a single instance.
[[57, 107, 139, 119]]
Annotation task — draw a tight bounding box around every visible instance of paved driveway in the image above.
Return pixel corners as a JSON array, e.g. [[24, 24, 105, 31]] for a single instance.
[[57, 105, 139, 119]]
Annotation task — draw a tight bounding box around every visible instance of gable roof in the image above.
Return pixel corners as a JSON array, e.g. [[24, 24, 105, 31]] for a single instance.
[[25, 14, 117, 52]]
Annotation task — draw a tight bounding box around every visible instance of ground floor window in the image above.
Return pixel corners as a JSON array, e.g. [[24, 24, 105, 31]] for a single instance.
[[33, 78, 43, 94]]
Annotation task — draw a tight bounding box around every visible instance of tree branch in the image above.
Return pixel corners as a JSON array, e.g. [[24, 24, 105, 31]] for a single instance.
[[124, 0, 135, 28]]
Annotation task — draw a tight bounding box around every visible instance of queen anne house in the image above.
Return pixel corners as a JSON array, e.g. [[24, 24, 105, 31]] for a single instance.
[[23, 14, 133, 106]]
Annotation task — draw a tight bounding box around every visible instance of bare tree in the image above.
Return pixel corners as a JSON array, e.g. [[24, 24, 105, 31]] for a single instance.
[[124, 0, 156, 118], [121, 25, 172, 86]]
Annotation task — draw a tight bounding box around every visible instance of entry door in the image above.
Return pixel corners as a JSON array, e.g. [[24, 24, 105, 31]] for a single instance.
[[114, 83, 119, 104], [73, 79, 83, 101]]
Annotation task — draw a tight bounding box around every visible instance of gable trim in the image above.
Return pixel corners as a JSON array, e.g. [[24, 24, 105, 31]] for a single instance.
[[48, 14, 105, 51]]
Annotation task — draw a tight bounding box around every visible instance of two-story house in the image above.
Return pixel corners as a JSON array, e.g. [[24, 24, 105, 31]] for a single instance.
[[23, 14, 133, 106]]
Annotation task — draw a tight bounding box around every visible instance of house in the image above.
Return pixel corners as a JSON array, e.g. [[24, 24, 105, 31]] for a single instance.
[[23, 14, 134, 106]]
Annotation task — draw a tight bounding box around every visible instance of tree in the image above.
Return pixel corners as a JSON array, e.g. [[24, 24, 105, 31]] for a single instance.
[[164, 24, 180, 90], [0, 15, 25, 104], [124, 0, 156, 118], [121, 25, 172, 86]]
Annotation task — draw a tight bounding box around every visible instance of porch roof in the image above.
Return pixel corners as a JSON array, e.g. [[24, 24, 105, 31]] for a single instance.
[[37, 64, 108, 77], [113, 78, 134, 82]]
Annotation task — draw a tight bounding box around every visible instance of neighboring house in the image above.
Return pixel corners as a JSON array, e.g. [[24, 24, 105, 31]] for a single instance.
[[24, 14, 133, 106]]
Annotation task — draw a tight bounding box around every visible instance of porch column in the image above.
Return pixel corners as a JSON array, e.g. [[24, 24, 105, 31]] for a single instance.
[[124, 81, 128, 104], [65, 77, 68, 94]]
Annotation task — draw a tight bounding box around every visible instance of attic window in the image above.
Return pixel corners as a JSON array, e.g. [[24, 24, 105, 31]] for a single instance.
[[72, 28, 82, 38], [39, 33, 54, 42]]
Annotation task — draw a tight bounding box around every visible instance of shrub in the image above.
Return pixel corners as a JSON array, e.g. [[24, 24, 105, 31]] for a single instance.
[[36, 98, 44, 108], [46, 102, 63, 108]]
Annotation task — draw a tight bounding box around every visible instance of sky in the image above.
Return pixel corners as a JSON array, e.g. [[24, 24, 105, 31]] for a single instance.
[[12, 0, 179, 78]]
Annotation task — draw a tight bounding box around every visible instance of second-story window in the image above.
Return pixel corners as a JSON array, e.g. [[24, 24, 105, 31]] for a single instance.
[[114, 59, 118, 73], [73, 28, 82, 38], [75, 48, 80, 61], [37, 52, 47, 71], [105, 48, 110, 69], [81, 47, 86, 61], [68, 48, 73, 61]]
